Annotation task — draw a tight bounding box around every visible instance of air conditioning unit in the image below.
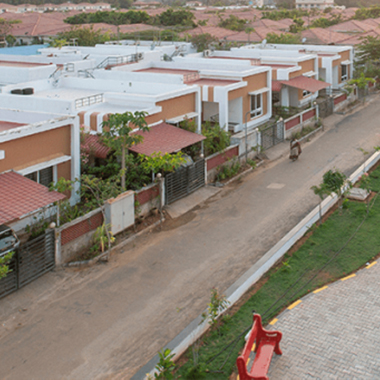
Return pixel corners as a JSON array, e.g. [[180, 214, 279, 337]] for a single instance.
[[203, 49, 211, 57]]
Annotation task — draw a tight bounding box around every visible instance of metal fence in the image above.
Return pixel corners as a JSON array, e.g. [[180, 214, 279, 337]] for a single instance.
[[165, 159, 205, 205], [0, 229, 55, 300], [260, 120, 285, 150]]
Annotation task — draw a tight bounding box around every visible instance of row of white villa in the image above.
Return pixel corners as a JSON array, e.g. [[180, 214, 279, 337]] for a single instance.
[[0, 2, 111, 14], [0, 41, 353, 230]]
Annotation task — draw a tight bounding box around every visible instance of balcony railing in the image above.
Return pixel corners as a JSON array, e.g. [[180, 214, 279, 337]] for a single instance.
[[75, 93, 103, 109]]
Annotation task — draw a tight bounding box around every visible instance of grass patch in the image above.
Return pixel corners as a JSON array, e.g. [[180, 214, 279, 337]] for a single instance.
[[175, 164, 380, 379]]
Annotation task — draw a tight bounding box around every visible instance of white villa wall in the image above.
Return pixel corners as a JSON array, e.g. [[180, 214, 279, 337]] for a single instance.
[[0, 65, 57, 84], [61, 76, 193, 96], [0, 108, 65, 124], [0, 54, 86, 65], [0, 93, 74, 114], [228, 97, 243, 124], [94, 69, 184, 85]]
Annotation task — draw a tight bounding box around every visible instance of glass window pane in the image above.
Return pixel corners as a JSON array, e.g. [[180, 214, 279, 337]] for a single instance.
[[25, 172, 37, 182], [39, 167, 53, 187]]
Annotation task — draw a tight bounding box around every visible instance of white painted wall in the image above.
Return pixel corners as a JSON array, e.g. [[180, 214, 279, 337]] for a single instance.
[[0, 93, 74, 114], [332, 65, 339, 87], [289, 87, 299, 107], [228, 97, 243, 124], [104, 190, 135, 235], [0, 65, 57, 84], [94, 69, 184, 85]]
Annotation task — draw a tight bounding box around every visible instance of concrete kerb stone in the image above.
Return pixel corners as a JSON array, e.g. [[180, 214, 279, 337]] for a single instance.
[[298, 125, 323, 144], [134, 151, 380, 380]]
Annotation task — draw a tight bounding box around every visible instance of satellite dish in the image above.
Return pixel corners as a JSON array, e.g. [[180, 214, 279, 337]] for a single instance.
[[302, 37, 307, 44], [261, 39, 267, 48]]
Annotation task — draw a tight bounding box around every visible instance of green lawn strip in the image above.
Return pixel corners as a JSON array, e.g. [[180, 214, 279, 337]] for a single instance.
[[176, 166, 380, 380]]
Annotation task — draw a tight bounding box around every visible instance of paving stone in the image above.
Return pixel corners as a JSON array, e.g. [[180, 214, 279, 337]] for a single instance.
[[267, 262, 380, 379]]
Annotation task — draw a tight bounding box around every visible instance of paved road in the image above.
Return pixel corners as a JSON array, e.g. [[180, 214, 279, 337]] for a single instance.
[[1, 95, 380, 380], [267, 260, 380, 379]]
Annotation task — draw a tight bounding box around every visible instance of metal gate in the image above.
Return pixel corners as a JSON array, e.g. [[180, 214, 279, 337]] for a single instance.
[[260, 120, 285, 150], [0, 229, 55, 299], [165, 159, 205, 205]]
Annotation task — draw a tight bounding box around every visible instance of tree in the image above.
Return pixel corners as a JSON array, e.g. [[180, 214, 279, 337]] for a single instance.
[[245, 27, 255, 43], [348, 72, 376, 89], [154, 8, 196, 28], [56, 26, 111, 47], [0, 18, 21, 46], [0, 252, 13, 280], [218, 15, 248, 31], [355, 35, 380, 66], [139, 152, 185, 177], [322, 168, 351, 208], [102, 112, 149, 191], [289, 17, 304, 33], [266, 32, 301, 44], [190, 33, 218, 52]]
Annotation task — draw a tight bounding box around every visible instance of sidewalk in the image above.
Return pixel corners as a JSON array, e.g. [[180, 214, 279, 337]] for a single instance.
[[267, 260, 380, 379]]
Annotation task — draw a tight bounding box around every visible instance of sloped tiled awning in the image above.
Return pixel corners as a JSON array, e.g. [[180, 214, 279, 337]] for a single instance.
[[128, 122, 206, 156], [81, 134, 111, 159], [272, 80, 283, 92], [0, 171, 66, 225], [279, 76, 331, 93]]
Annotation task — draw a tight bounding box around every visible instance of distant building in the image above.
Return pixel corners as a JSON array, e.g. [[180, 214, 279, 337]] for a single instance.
[[253, 0, 275, 7], [133, 1, 161, 9], [296, 0, 334, 10], [185, 1, 203, 7]]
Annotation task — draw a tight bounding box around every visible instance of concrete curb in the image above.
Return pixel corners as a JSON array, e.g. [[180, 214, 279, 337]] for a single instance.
[[298, 125, 323, 143], [213, 158, 265, 188], [132, 150, 380, 380], [65, 218, 165, 268]]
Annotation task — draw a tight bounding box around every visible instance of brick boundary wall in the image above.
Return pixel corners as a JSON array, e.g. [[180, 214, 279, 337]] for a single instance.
[[302, 108, 316, 121], [334, 94, 347, 105], [60, 210, 103, 246], [206, 145, 239, 172], [135, 184, 159, 206], [285, 116, 301, 131]]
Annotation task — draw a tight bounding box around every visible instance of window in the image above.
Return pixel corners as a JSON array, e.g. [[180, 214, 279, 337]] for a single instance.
[[25, 166, 53, 187], [250, 94, 263, 117], [303, 89, 311, 97], [341, 64, 348, 81]]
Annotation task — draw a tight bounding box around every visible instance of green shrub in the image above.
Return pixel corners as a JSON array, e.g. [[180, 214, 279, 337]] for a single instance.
[[202, 122, 230, 157]]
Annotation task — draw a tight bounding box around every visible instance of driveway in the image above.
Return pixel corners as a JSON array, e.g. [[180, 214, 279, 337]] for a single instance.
[[0, 95, 380, 380]]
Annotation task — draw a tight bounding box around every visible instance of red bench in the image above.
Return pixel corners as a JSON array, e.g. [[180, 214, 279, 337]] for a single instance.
[[236, 314, 282, 380]]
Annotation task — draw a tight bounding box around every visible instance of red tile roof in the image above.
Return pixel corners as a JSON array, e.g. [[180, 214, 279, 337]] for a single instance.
[[301, 28, 348, 45], [0, 171, 66, 225], [81, 134, 111, 159], [272, 80, 282, 92], [129, 122, 205, 156], [279, 76, 331, 93]]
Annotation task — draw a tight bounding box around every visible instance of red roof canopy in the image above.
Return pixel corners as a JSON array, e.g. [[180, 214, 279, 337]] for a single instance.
[[279, 76, 331, 93], [81, 134, 111, 159], [129, 122, 205, 156], [272, 80, 283, 92], [0, 171, 66, 225]]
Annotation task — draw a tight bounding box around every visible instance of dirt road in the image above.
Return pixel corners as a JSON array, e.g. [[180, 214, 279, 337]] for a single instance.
[[1, 96, 380, 380]]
